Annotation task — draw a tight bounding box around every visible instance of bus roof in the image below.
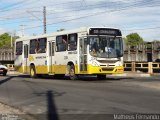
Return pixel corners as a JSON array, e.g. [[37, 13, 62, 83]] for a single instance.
[[16, 27, 121, 42]]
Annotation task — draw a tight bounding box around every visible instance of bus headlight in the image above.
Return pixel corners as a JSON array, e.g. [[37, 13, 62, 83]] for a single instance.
[[92, 61, 99, 66], [117, 61, 123, 66]]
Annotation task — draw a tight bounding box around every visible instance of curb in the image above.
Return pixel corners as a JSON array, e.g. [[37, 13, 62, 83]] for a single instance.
[[8, 71, 157, 77], [7, 71, 22, 75], [109, 73, 151, 77]]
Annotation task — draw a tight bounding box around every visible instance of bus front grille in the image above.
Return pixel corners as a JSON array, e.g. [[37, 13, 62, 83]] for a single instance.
[[101, 67, 114, 71]]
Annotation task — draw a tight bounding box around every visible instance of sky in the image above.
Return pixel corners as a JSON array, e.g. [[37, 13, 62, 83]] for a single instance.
[[0, 0, 160, 41]]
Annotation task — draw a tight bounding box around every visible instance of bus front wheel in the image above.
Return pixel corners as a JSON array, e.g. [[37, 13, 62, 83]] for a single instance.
[[30, 66, 36, 78], [68, 65, 77, 80]]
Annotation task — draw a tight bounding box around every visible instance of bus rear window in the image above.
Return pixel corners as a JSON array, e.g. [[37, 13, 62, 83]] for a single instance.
[[16, 41, 23, 55]]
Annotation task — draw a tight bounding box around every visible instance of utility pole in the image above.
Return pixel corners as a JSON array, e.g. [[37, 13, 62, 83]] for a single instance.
[[43, 6, 46, 34], [10, 33, 13, 48]]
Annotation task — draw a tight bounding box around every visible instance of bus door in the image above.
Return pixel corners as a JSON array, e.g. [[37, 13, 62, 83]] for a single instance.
[[23, 44, 28, 73], [48, 41, 55, 73], [79, 37, 87, 72]]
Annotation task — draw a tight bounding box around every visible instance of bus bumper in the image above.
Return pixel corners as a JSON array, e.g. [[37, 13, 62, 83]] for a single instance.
[[87, 65, 124, 75]]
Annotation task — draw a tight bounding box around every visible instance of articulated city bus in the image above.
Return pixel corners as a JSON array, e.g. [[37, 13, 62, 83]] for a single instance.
[[14, 27, 124, 80]]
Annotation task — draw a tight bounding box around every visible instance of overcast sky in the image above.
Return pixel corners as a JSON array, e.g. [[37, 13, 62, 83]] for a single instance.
[[0, 0, 160, 41]]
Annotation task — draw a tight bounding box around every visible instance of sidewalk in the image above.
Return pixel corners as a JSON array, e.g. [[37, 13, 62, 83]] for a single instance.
[[110, 71, 151, 77], [0, 102, 36, 120], [7, 70, 160, 77]]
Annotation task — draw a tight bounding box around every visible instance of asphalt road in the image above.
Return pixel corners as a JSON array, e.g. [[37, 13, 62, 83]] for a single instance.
[[0, 75, 160, 120]]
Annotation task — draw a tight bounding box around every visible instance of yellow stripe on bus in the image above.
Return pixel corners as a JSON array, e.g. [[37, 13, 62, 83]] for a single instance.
[[14, 64, 124, 75]]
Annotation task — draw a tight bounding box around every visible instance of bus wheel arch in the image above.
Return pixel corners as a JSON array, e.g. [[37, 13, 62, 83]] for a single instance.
[[30, 63, 36, 78], [67, 62, 77, 80]]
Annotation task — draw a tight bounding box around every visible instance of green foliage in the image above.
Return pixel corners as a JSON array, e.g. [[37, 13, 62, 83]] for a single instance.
[[123, 37, 128, 45], [57, 29, 65, 32], [144, 42, 152, 48], [125, 33, 144, 46], [0, 33, 16, 48]]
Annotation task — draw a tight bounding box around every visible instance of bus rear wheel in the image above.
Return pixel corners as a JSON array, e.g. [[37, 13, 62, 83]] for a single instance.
[[30, 66, 36, 78], [97, 75, 106, 80], [68, 65, 77, 80], [54, 74, 65, 79]]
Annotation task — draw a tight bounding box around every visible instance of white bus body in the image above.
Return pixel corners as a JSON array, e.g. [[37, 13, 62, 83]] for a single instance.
[[15, 27, 124, 79]]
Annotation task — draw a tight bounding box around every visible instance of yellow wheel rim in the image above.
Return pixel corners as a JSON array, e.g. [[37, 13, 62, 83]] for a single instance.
[[31, 68, 34, 77], [70, 69, 75, 76]]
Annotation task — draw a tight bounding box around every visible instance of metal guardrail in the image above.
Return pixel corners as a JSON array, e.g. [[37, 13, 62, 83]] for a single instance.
[[124, 62, 160, 73]]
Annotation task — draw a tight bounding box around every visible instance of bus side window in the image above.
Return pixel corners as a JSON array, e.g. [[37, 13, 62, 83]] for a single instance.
[[68, 33, 77, 51], [37, 38, 47, 53], [56, 35, 67, 52], [30, 39, 37, 54], [16, 41, 23, 55]]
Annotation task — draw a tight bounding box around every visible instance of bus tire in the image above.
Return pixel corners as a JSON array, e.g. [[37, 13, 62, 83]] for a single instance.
[[69, 64, 77, 80], [30, 65, 36, 78], [3, 72, 7, 76], [97, 75, 106, 80], [54, 74, 65, 79]]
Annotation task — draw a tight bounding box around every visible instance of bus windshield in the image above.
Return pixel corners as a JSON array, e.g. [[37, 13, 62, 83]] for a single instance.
[[89, 36, 123, 58]]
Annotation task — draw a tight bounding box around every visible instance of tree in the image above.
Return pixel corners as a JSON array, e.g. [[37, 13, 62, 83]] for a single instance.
[[0, 33, 17, 48], [123, 37, 128, 45], [125, 33, 144, 46], [57, 29, 65, 32]]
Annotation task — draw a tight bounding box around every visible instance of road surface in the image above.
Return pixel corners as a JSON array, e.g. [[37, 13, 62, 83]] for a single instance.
[[0, 75, 160, 120]]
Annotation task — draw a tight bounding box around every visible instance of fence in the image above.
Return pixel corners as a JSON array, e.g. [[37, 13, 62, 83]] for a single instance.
[[124, 42, 160, 62], [124, 62, 160, 74], [0, 49, 14, 61]]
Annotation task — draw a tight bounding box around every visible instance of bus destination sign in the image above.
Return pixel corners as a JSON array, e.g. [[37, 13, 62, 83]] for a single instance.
[[89, 28, 121, 36]]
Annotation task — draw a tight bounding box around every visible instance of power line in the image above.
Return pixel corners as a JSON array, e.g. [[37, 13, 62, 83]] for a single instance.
[[125, 26, 160, 31], [0, 1, 84, 20], [1, 0, 159, 21], [1, 0, 160, 33], [18, 0, 160, 31], [0, 0, 29, 11], [1, 1, 159, 20], [0, 0, 81, 13], [0, 0, 39, 12]]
